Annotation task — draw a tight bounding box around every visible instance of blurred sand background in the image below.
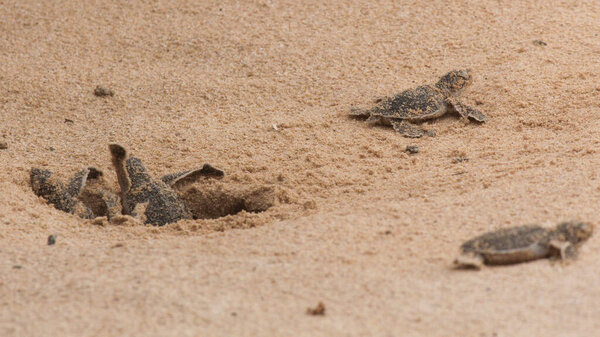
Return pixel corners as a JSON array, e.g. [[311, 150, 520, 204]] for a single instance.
[[2, 0, 600, 336]]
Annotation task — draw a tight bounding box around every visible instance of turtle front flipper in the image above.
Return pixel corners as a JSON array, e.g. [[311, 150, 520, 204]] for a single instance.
[[549, 240, 578, 260], [390, 120, 436, 138], [69, 168, 95, 219], [447, 99, 488, 123], [109, 144, 131, 208], [77, 167, 122, 220], [161, 164, 224, 190]]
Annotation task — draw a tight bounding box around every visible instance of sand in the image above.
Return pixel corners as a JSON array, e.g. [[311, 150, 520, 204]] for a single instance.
[[2, 0, 600, 336]]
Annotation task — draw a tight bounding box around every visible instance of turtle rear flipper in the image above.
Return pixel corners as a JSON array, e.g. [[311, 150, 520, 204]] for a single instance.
[[453, 252, 484, 270], [161, 164, 224, 190], [448, 100, 488, 123], [390, 120, 436, 138], [101, 190, 122, 220], [349, 107, 373, 118], [77, 167, 122, 220], [73, 202, 94, 219], [365, 114, 385, 125]]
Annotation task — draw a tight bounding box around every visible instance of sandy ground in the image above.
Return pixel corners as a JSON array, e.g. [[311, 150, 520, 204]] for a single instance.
[[2, 0, 600, 336]]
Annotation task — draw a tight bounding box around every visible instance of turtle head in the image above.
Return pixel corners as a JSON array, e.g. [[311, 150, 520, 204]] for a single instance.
[[30, 168, 54, 197], [552, 221, 594, 245], [125, 157, 152, 186], [435, 69, 472, 95]]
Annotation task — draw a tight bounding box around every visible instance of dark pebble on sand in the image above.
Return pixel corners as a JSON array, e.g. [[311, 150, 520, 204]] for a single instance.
[[94, 85, 114, 97], [306, 302, 326, 316]]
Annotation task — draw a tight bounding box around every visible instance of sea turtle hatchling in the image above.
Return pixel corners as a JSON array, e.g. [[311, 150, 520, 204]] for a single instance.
[[454, 221, 594, 269], [350, 69, 488, 138], [109, 144, 224, 226], [30, 166, 120, 220]]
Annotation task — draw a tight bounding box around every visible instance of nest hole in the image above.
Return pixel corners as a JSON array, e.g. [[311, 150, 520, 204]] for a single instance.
[[180, 185, 276, 219]]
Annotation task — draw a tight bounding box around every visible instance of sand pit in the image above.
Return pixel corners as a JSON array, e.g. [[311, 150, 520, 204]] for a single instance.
[[2, 1, 600, 336]]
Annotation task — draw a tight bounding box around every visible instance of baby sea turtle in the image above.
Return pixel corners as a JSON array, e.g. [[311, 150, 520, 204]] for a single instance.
[[454, 221, 594, 269], [109, 144, 224, 226], [30, 166, 119, 220], [350, 69, 488, 138]]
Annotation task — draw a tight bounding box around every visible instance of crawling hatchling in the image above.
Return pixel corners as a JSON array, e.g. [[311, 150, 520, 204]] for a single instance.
[[350, 69, 488, 138], [454, 221, 593, 269]]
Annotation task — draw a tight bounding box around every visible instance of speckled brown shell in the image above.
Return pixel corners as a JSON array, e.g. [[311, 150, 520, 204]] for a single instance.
[[460, 225, 552, 264], [370, 85, 447, 121], [122, 157, 191, 226]]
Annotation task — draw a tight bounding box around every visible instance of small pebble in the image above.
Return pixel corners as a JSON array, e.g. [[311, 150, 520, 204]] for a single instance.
[[405, 145, 419, 154], [0, 141, 7, 150], [94, 85, 115, 97], [533, 40, 547, 46], [303, 200, 317, 210], [13, 265, 22, 269], [306, 302, 326, 316], [47, 235, 56, 245]]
